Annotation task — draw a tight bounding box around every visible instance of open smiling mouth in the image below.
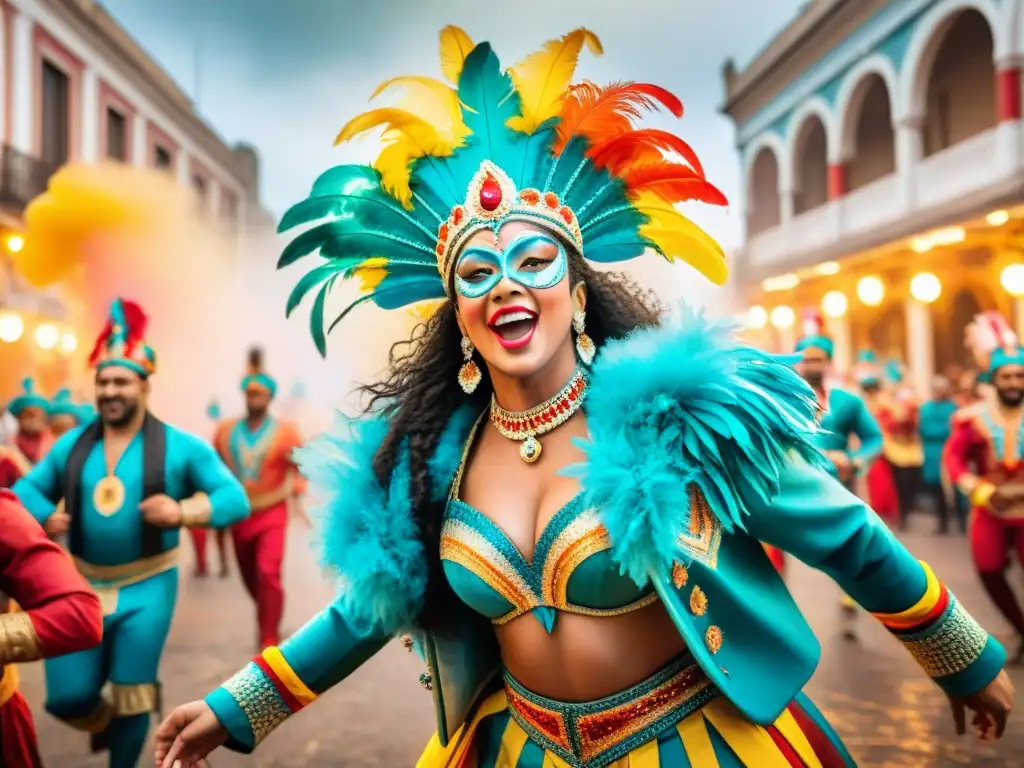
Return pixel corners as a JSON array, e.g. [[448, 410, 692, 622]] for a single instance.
[[488, 308, 538, 349]]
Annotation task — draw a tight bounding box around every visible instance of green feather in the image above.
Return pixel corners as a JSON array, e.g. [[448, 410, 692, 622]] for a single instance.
[[328, 278, 445, 334], [279, 194, 437, 243], [278, 223, 434, 269], [286, 263, 343, 317], [310, 277, 337, 357], [583, 230, 656, 263], [457, 44, 524, 172]]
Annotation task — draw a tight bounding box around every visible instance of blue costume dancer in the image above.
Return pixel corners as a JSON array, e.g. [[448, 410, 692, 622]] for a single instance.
[[793, 311, 885, 638], [156, 27, 1012, 768], [48, 387, 88, 438], [13, 298, 249, 768]]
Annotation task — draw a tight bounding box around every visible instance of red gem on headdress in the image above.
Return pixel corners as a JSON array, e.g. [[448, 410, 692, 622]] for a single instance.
[[479, 175, 502, 211], [435, 243, 444, 256], [438, 222, 450, 241], [520, 189, 540, 205], [558, 206, 573, 224], [544, 192, 559, 209], [452, 206, 465, 225]]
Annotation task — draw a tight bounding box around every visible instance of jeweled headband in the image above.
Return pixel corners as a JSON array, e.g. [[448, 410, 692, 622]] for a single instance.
[[278, 26, 729, 355]]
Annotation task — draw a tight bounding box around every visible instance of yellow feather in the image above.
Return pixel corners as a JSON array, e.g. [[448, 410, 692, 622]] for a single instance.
[[634, 191, 728, 285], [354, 257, 389, 292], [506, 28, 603, 134], [439, 25, 475, 85], [370, 76, 469, 145], [335, 109, 453, 208]]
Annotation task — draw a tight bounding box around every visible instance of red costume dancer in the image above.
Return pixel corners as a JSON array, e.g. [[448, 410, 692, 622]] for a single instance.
[[214, 349, 305, 649], [0, 380, 52, 489], [856, 352, 900, 523], [0, 490, 103, 766], [946, 312, 1024, 660], [189, 400, 231, 578]]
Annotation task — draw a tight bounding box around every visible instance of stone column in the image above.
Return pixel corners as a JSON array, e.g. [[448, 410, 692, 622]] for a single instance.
[[905, 298, 935, 399], [10, 9, 33, 155], [893, 116, 923, 213], [80, 68, 98, 162], [826, 314, 852, 376], [131, 114, 147, 167]]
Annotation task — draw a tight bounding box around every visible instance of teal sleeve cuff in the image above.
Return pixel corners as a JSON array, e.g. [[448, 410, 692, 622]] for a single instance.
[[205, 686, 256, 754], [934, 635, 1007, 698]]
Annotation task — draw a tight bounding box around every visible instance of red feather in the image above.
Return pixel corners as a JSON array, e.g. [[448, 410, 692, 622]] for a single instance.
[[120, 300, 149, 343], [554, 80, 683, 156], [591, 129, 706, 178], [623, 162, 728, 206], [88, 320, 113, 366]]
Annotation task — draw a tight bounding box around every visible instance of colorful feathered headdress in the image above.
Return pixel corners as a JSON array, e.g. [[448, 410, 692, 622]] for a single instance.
[[280, 26, 727, 354], [241, 347, 277, 397], [794, 308, 833, 358], [7, 378, 49, 417], [48, 387, 81, 419], [89, 298, 156, 378], [966, 311, 1024, 376]]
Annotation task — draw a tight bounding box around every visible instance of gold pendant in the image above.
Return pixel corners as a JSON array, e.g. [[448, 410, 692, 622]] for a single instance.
[[520, 436, 542, 464], [93, 475, 125, 517]]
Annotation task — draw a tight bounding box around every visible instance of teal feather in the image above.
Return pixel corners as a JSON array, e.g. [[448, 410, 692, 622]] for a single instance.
[[580, 204, 648, 244], [286, 263, 344, 318], [20, 377, 33, 394], [581, 229, 654, 263], [457, 44, 524, 172], [279, 224, 434, 269], [517, 124, 558, 190], [327, 277, 446, 335], [310, 277, 337, 356], [561, 307, 828, 587]]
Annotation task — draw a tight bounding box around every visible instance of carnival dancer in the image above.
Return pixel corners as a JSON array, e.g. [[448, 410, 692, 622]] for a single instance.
[[858, 351, 900, 523], [919, 375, 961, 534], [12, 298, 249, 768], [879, 358, 924, 528], [49, 387, 87, 438], [946, 312, 1024, 662], [155, 28, 1012, 768], [0, 490, 103, 768], [792, 312, 884, 639], [0, 379, 52, 488], [213, 348, 305, 650], [187, 399, 232, 579]]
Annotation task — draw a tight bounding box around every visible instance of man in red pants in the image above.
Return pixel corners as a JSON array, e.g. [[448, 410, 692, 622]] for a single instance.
[[946, 311, 1024, 662], [213, 349, 305, 650], [1, 489, 103, 766]]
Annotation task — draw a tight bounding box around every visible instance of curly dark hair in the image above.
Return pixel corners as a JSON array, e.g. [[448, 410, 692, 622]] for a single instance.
[[360, 251, 663, 630]]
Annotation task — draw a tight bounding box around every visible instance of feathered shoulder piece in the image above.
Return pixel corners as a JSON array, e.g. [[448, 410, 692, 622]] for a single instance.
[[278, 25, 727, 355], [296, 405, 477, 636], [564, 307, 827, 586]]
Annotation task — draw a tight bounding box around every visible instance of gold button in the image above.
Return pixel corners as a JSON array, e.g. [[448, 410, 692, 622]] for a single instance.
[[705, 625, 723, 654], [672, 563, 688, 588], [689, 586, 708, 616]]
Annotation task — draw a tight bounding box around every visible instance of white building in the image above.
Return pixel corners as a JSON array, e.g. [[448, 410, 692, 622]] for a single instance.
[[723, 0, 1024, 396], [0, 0, 269, 413]]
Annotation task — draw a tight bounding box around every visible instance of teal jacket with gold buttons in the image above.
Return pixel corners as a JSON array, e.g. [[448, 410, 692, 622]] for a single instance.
[[202, 311, 1005, 753], [813, 387, 883, 476]]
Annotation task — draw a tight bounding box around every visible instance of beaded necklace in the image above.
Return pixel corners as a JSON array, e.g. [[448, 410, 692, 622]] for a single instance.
[[489, 368, 587, 464]]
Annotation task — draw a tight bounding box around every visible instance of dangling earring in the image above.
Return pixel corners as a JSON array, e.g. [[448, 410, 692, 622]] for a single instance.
[[573, 310, 596, 365], [458, 335, 482, 394]]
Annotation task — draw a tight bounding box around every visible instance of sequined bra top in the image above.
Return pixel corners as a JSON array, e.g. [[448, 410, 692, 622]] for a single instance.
[[439, 420, 657, 633]]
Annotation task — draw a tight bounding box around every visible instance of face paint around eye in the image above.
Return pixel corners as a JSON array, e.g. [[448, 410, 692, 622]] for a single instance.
[[453, 230, 568, 299]]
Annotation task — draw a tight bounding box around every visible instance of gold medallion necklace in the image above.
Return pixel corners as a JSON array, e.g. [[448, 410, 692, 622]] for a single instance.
[[489, 368, 587, 464], [94, 444, 126, 517]]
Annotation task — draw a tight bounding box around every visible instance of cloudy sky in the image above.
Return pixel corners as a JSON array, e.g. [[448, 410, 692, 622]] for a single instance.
[[101, 0, 805, 251]]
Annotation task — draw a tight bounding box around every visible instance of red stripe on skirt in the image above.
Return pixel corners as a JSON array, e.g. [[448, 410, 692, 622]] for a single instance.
[[788, 701, 849, 768], [0, 690, 43, 768], [766, 725, 805, 767]]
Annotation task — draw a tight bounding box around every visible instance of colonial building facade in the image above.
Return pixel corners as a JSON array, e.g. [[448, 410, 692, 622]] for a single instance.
[[724, 0, 1024, 396], [0, 0, 264, 400]]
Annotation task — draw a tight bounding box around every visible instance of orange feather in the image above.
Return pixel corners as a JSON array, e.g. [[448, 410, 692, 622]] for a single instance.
[[554, 81, 683, 155], [623, 162, 728, 206], [590, 128, 705, 178]]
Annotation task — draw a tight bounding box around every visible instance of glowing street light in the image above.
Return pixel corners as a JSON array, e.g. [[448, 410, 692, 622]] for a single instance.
[[821, 291, 848, 318], [0, 312, 23, 343], [60, 332, 78, 353], [34, 323, 59, 350], [746, 305, 768, 329], [857, 276, 885, 306], [770, 305, 795, 330], [909, 272, 942, 304], [1001, 264, 1024, 297], [5, 234, 23, 253]]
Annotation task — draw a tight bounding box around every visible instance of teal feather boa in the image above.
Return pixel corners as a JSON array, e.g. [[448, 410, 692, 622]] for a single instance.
[[299, 406, 476, 636], [299, 311, 826, 632], [563, 308, 827, 587]]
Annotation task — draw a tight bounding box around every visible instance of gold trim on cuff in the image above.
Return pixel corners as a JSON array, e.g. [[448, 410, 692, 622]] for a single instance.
[[180, 492, 213, 528], [970, 481, 998, 509], [110, 682, 159, 716], [0, 611, 40, 665]]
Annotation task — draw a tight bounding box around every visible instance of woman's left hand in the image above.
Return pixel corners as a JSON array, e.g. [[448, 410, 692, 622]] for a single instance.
[[948, 670, 1015, 739]]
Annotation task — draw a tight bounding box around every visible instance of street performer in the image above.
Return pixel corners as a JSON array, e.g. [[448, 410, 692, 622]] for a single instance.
[[156, 27, 1012, 768], [187, 398, 232, 578], [12, 297, 250, 768], [0, 379, 52, 488], [48, 387, 89, 438], [1, 490, 103, 767], [946, 311, 1024, 662], [213, 348, 305, 650]]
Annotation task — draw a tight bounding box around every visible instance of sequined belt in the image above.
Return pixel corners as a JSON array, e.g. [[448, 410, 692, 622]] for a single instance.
[[503, 654, 717, 767]]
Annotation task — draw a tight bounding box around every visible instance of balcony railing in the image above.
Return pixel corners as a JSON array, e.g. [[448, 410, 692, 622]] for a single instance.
[[0, 145, 61, 216]]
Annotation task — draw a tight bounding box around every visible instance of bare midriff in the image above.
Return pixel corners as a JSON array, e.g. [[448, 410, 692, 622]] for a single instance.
[[459, 411, 689, 703]]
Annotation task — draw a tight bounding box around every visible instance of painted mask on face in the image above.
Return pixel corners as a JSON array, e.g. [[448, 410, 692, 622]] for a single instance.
[[454, 230, 567, 300]]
